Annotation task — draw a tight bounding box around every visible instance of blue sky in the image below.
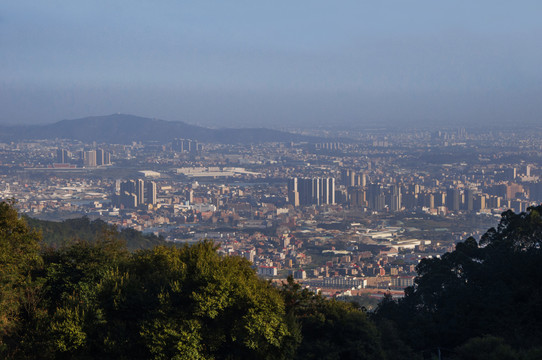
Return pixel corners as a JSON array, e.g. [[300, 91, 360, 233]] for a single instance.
[[1, 1, 541, 128]]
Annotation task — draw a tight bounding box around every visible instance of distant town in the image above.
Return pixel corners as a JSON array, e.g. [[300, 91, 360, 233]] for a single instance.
[[2, 124, 541, 302]]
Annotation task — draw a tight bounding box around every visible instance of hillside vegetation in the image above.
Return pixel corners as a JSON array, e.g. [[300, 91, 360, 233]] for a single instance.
[[1, 200, 542, 359], [374, 205, 542, 359], [0, 201, 379, 359], [24, 216, 164, 251]]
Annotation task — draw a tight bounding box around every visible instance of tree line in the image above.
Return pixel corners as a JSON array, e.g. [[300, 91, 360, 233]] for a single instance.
[[1, 200, 542, 359]]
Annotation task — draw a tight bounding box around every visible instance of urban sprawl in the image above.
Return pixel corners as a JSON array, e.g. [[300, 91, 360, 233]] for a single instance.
[[1, 127, 541, 302]]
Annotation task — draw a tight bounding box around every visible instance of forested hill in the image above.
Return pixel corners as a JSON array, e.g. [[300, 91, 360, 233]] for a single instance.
[[0, 201, 383, 360], [2, 200, 542, 359], [0, 114, 324, 144], [373, 204, 542, 359], [24, 216, 165, 251]]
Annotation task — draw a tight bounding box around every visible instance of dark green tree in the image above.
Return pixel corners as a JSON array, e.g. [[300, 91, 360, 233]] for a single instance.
[[96, 242, 295, 359], [375, 205, 542, 355], [1, 202, 390, 359], [0, 200, 43, 355], [25, 216, 164, 250], [281, 276, 384, 360], [451, 336, 518, 360]]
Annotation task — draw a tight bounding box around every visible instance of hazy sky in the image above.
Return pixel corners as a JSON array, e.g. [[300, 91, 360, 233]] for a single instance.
[[2, 1, 541, 128]]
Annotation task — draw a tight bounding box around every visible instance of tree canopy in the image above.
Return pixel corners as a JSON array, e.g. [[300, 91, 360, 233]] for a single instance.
[[24, 216, 165, 251], [374, 205, 542, 357], [4, 200, 542, 359], [0, 201, 385, 359], [0, 200, 42, 347], [281, 276, 383, 360]]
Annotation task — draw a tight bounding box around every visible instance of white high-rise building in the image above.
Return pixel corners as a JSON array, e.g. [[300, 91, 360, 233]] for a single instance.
[[84, 150, 97, 167], [137, 179, 145, 206]]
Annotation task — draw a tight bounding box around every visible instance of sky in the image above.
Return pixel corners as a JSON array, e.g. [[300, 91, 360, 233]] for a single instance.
[[1, 1, 542, 128]]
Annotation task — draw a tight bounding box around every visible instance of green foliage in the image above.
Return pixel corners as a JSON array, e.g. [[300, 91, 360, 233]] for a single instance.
[[375, 205, 542, 356], [5, 199, 542, 359], [102, 242, 294, 359], [25, 216, 164, 251], [281, 276, 384, 360], [451, 336, 519, 360], [21, 240, 296, 359], [0, 198, 301, 360], [298, 300, 383, 360], [0, 200, 43, 349]]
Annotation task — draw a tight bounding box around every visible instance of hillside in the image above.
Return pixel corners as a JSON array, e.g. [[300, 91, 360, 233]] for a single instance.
[[3, 200, 542, 359], [0, 114, 322, 144], [24, 216, 165, 251], [0, 201, 381, 360]]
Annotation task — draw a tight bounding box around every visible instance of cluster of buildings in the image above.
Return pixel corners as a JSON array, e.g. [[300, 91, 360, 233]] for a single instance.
[[287, 177, 336, 206], [331, 166, 540, 215], [2, 126, 542, 299], [111, 179, 157, 209], [171, 139, 202, 153], [55, 148, 112, 168]]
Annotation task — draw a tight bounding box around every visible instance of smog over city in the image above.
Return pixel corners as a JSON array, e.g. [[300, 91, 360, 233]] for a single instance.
[[1, 2, 542, 359]]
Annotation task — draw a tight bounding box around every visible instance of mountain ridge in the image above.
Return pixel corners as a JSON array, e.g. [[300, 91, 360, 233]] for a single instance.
[[0, 114, 325, 144]]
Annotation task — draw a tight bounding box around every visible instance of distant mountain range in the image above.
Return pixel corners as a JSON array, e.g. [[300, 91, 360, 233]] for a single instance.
[[0, 114, 324, 144]]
